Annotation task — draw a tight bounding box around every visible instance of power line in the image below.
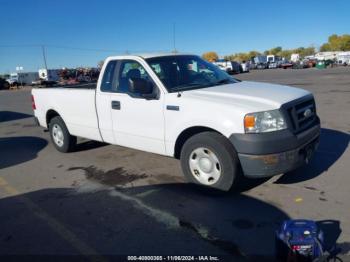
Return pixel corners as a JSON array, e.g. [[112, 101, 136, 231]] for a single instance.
[[0, 44, 171, 54], [45, 45, 123, 53], [0, 44, 122, 53], [0, 44, 40, 47]]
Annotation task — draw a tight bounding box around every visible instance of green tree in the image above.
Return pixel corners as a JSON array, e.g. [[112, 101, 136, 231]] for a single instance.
[[248, 51, 261, 59], [339, 34, 350, 50], [328, 34, 341, 50], [223, 54, 235, 61], [320, 34, 350, 51], [202, 52, 219, 62], [299, 47, 315, 57], [269, 46, 282, 55], [234, 53, 250, 62], [320, 43, 331, 52], [280, 50, 293, 60]]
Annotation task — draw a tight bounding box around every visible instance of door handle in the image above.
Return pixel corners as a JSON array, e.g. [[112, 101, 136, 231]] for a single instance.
[[111, 100, 121, 110]]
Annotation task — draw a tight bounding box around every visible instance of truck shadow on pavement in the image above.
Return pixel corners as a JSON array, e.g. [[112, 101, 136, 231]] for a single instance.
[[73, 140, 108, 152], [0, 111, 32, 123], [0, 184, 289, 259], [0, 184, 348, 259], [0, 136, 47, 169], [274, 128, 349, 184]]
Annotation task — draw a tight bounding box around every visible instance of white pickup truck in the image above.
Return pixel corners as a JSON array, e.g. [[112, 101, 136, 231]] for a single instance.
[[32, 53, 320, 191]]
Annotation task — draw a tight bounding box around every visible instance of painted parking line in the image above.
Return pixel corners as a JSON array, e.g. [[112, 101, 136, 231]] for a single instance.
[[0, 177, 106, 262]]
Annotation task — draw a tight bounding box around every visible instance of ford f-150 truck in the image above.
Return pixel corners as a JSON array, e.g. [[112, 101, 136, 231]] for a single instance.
[[32, 53, 320, 191]]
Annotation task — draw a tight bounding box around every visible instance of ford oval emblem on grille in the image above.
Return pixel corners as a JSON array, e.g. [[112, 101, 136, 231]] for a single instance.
[[304, 108, 312, 118]]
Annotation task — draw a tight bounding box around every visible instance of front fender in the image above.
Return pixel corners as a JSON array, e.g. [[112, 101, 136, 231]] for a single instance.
[[165, 117, 242, 156]]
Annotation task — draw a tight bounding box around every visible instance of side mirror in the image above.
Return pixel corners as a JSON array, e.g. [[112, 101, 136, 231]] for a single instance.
[[128, 78, 156, 99]]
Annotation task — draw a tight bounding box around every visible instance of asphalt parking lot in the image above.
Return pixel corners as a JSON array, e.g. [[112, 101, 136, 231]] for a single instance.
[[0, 67, 349, 260]]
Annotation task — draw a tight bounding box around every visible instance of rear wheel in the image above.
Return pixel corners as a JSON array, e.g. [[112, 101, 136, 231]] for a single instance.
[[49, 116, 77, 152], [180, 132, 239, 191]]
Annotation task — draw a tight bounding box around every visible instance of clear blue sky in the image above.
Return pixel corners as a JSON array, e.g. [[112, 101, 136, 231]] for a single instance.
[[0, 0, 349, 73]]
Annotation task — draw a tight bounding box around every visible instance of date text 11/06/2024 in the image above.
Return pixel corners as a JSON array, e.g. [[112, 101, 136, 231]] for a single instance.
[[127, 255, 220, 261]]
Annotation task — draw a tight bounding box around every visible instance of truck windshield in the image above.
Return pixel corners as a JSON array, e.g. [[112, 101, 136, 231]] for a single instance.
[[146, 55, 238, 92]]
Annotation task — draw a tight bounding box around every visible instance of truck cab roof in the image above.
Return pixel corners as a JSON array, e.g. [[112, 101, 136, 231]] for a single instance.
[[106, 52, 193, 60]]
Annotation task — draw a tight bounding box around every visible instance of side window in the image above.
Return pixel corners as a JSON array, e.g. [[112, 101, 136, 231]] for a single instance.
[[117, 60, 151, 94], [148, 60, 180, 88], [188, 60, 199, 72], [100, 60, 117, 92]]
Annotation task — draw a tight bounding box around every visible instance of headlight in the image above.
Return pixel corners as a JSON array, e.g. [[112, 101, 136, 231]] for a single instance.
[[244, 109, 286, 133]]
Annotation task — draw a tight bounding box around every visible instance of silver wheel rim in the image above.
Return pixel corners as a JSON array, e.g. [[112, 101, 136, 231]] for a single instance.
[[189, 147, 221, 185], [52, 124, 64, 147]]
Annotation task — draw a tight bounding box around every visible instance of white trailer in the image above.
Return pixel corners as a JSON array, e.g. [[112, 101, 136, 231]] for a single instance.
[[336, 52, 350, 65], [290, 54, 300, 63], [315, 52, 340, 61], [7, 72, 39, 85], [38, 69, 60, 82]]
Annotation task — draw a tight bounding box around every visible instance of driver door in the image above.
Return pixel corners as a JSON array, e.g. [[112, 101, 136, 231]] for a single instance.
[[109, 59, 165, 155]]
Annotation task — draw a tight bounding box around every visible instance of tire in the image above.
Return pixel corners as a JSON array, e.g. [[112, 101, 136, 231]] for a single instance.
[[49, 116, 77, 153], [180, 132, 239, 191], [3, 82, 10, 90]]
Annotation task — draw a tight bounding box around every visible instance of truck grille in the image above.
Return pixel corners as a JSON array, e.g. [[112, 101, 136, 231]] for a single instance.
[[285, 96, 317, 133]]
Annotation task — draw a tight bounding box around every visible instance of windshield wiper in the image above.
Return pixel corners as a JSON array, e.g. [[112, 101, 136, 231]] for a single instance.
[[171, 83, 208, 92], [171, 79, 233, 92], [214, 78, 232, 85]]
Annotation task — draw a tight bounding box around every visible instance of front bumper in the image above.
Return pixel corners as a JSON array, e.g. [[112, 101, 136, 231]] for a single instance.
[[229, 118, 320, 177]]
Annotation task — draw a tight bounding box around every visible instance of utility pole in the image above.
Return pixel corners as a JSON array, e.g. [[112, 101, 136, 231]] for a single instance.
[[173, 23, 177, 53], [41, 45, 48, 70]]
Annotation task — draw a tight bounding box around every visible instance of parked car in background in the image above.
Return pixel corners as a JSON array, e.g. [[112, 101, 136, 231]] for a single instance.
[[267, 55, 283, 69], [281, 61, 293, 69], [293, 61, 307, 69], [303, 58, 317, 68], [0, 77, 10, 90], [6, 74, 19, 86], [240, 61, 250, 72], [268, 62, 278, 69], [249, 62, 257, 70], [256, 63, 268, 69], [254, 55, 268, 69], [267, 55, 282, 64], [213, 60, 241, 74]]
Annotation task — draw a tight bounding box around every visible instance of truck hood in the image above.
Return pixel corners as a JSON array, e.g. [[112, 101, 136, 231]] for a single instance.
[[184, 81, 311, 111]]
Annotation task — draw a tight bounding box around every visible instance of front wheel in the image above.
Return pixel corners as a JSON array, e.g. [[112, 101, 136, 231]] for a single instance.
[[180, 132, 239, 191], [49, 116, 77, 153]]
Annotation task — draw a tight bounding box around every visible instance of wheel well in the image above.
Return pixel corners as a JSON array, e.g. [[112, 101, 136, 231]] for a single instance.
[[46, 110, 60, 126], [174, 126, 221, 159]]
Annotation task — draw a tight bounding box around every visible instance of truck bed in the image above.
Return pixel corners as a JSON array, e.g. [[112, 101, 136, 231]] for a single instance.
[[32, 86, 102, 141]]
